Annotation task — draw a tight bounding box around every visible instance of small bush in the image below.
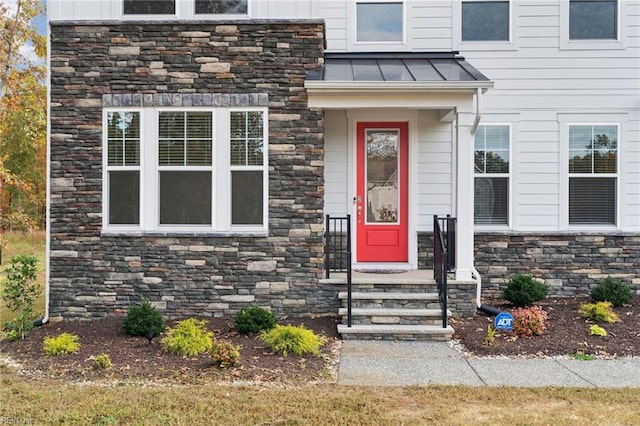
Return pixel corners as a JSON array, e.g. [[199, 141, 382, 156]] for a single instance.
[[161, 318, 213, 356], [589, 324, 607, 337], [1, 254, 41, 339], [121, 299, 165, 339], [43, 333, 80, 356], [94, 353, 113, 369], [260, 324, 326, 357], [511, 306, 547, 338], [590, 276, 633, 307], [211, 341, 241, 368], [234, 305, 277, 335], [579, 301, 618, 323], [502, 274, 549, 307]]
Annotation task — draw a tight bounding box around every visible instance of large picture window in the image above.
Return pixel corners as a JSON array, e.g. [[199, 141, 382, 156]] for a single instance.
[[568, 125, 617, 225], [462, 1, 510, 42], [569, 0, 617, 40], [123, 0, 175, 15], [103, 108, 267, 233], [474, 125, 509, 225], [195, 0, 248, 14]]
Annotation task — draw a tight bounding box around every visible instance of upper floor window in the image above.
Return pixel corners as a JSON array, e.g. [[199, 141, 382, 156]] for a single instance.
[[356, 1, 404, 43], [196, 0, 248, 15], [124, 0, 175, 15], [569, 0, 617, 40], [568, 125, 617, 225], [474, 125, 510, 226], [462, 1, 509, 42], [123, 0, 248, 16]]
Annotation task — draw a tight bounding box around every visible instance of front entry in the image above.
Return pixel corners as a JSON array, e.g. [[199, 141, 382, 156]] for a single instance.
[[356, 122, 408, 262]]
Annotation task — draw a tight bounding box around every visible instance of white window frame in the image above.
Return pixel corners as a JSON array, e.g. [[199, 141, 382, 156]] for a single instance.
[[559, 116, 622, 230], [120, 0, 251, 20], [102, 106, 268, 235], [453, 0, 518, 52], [473, 123, 512, 229], [348, 0, 408, 51], [560, 0, 625, 50]]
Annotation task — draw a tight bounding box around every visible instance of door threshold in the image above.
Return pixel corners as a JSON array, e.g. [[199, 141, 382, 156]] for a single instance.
[[352, 262, 413, 271]]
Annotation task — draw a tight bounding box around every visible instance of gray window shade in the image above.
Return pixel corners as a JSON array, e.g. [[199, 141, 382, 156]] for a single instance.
[[195, 0, 247, 14], [232, 171, 264, 225], [474, 177, 508, 225], [159, 112, 212, 166], [462, 1, 509, 41], [159, 171, 212, 225], [123, 0, 175, 15], [569, 177, 616, 224], [570, 0, 617, 40], [109, 171, 139, 224]]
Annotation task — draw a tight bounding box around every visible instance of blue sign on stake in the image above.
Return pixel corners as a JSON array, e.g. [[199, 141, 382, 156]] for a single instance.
[[495, 312, 514, 332]]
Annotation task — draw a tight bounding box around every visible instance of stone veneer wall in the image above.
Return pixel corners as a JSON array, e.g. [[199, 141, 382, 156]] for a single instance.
[[49, 21, 330, 319], [419, 232, 640, 299]]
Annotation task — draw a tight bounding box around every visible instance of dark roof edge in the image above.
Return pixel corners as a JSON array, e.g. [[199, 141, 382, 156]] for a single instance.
[[324, 51, 464, 60]]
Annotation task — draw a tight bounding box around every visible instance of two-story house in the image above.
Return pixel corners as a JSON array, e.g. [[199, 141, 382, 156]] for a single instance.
[[46, 0, 639, 339]]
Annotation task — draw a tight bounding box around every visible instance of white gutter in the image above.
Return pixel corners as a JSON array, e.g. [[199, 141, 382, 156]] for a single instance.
[[471, 266, 482, 308], [471, 87, 482, 135], [40, 13, 52, 326], [304, 80, 494, 94]]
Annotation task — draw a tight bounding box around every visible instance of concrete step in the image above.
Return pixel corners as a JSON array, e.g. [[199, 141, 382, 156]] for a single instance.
[[338, 308, 450, 326], [338, 292, 439, 301], [337, 324, 455, 341]]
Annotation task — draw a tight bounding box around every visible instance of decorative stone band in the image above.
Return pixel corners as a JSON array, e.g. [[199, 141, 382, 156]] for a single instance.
[[102, 92, 269, 108]]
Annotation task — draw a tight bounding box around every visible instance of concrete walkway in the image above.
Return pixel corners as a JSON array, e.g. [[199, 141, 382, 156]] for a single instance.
[[338, 341, 640, 387]]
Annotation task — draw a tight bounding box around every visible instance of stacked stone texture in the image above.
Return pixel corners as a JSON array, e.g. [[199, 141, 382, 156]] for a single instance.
[[49, 21, 330, 319], [419, 232, 640, 298]]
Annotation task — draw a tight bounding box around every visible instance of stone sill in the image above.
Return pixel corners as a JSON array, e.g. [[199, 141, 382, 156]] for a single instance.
[[50, 18, 325, 26], [100, 231, 269, 238]]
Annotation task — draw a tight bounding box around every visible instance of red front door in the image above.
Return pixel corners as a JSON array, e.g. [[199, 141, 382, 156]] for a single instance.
[[356, 122, 408, 262]]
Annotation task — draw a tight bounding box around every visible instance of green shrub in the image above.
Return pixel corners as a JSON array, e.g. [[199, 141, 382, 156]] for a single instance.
[[511, 306, 547, 338], [211, 341, 241, 368], [579, 301, 618, 323], [590, 277, 633, 307], [161, 318, 213, 356], [260, 324, 326, 357], [121, 299, 165, 340], [234, 305, 277, 335], [94, 353, 113, 369], [43, 333, 80, 356], [1, 254, 40, 339], [589, 324, 607, 337], [502, 274, 549, 307]]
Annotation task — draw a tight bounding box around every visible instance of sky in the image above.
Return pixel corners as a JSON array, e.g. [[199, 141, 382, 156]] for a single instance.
[[3, 0, 47, 64]]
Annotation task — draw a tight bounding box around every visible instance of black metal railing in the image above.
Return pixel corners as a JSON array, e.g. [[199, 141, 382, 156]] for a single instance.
[[325, 215, 353, 327], [433, 215, 456, 328]]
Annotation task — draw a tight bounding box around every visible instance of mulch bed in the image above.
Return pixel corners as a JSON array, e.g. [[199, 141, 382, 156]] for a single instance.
[[0, 315, 340, 384], [451, 296, 640, 358]]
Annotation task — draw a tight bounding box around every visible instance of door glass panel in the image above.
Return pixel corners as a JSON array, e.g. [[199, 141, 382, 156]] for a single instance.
[[366, 129, 399, 224]]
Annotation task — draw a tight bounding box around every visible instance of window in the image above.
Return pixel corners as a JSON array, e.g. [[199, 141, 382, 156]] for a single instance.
[[474, 125, 509, 225], [104, 108, 268, 233], [195, 0, 248, 14], [568, 125, 617, 225], [356, 2, 403, 42], [462, 1, 509, 42], [570, 0, 617, 40], [123, 0, 175, 15]]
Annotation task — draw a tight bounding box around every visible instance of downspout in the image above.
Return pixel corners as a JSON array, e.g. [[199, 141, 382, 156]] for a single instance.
[[34, 18, 52, 327], [472, 267, 501, 317], [471, 87, 482, 135]]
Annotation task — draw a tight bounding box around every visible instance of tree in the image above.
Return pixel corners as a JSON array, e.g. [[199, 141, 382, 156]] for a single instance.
[[0, 0, 46, 231]]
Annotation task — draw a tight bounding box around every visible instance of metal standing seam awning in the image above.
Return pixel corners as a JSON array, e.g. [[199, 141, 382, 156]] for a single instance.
[[305, 52, 494, 109]]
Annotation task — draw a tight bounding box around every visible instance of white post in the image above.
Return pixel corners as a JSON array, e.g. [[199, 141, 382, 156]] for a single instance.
[[455, 111, 476, 281]]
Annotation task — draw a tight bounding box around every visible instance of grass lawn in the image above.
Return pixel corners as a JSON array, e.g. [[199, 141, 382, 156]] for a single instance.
[[0, 231, 46, 326], [0, 376, 639, 425]]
